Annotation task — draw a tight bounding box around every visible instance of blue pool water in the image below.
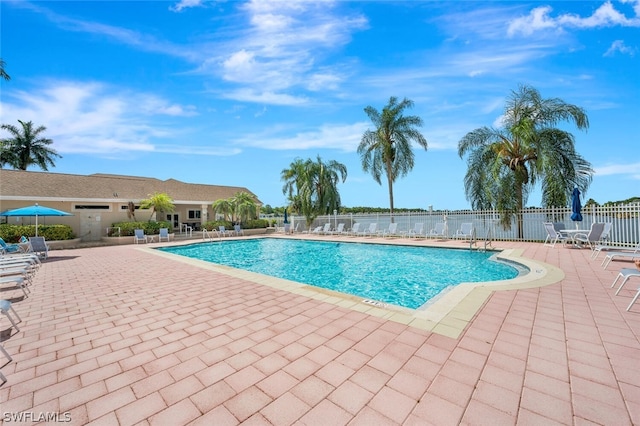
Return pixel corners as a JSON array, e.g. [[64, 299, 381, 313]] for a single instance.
[[159, 238, 521, 309]]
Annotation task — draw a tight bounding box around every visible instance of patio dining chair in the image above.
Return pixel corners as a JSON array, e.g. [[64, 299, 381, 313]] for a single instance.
[[133, 229, 148, 244], [574, 223, 605, 250], [543, 222, 568, 248]]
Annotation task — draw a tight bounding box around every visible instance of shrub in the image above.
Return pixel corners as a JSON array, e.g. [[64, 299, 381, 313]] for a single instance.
[[110, 221, 171, 236], [0, 224, 75, 242], [203, 220, 232, 231], [243, 219, 269, 229]]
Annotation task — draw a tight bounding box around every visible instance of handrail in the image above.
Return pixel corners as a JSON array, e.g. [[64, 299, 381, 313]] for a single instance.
[[202, 229, 220, 241], [484, 227, 493, 251]]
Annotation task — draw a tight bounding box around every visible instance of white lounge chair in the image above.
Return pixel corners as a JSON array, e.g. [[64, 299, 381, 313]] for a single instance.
[[377, 223, 398, 238], [329, 223, 345, 235], [592, 241, 639, 260], [133, 229, 148, 244], [28, 236, 50, 258], [234, 224, 244, 236], [611, 267, 640, 296], [602, 251, 640, 269], [319, 223, 332, 235], [543, 222, 568, 248], [158, 228, 171, 242], [358, 223, 377, 237], [453, 223, 474, 241], [348, 223, 361, 236], [428, 223, 447, 240], [402, 223, 425, 239], [574, 223, 605, 250]]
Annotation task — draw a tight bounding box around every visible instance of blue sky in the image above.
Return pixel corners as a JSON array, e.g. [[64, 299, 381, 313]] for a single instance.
[[1, 0, 638, 210]]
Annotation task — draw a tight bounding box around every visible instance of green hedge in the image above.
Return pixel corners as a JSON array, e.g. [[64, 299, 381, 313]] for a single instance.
[[203, 219, 269, 230], [0, 224, 75, 242], [109, 221, 172, 236]]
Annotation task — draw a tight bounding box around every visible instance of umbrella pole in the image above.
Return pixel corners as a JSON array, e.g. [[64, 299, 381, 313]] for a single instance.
[[36, 214, 38, 237]]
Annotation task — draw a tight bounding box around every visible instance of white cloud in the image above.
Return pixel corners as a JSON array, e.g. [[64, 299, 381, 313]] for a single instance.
[[508, 1, 640, 36], [604, 39, 637, 56], [0, 80, 212, 156], [234, 122, 369, 152], [170, 0, 204, 13], [595, 162, 640, 178]]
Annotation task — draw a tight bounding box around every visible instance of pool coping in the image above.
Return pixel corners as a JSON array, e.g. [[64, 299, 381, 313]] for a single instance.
[[142, 237, 564, 339]]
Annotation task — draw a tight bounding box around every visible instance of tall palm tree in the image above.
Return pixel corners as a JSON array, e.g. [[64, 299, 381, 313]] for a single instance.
[[0, 120, 61, 170], [358, 97, 428, 219], [140, 192, 175, 221], [458, 84, 593, 238], [281, 156, 347, 227], [0, 58, 10, 81], [281, 158, 308, 215]]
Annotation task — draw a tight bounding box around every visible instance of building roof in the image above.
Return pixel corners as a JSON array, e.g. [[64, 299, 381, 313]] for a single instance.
[[0, 169, 261, 205]]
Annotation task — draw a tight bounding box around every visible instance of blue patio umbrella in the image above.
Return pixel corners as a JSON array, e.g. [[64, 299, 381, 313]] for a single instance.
[[570, 188, 583, 226], [0, 203, 73, 236], [283, 208, 289, 224]]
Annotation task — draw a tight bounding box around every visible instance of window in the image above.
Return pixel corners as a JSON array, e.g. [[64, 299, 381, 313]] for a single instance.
[[188, 210, 201, 219], [74, 205, 110, 210]]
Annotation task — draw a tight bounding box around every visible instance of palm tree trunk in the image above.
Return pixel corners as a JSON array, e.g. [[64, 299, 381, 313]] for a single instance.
[[387, 174, 395, 222], [516, 184, 524, 239]]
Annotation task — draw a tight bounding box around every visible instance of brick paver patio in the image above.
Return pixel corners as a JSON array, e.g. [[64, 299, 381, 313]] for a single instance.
[[1, 236, 639, 425]]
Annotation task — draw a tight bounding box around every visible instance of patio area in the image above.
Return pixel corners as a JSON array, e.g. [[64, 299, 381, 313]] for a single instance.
[[1, 236, 639, 425]]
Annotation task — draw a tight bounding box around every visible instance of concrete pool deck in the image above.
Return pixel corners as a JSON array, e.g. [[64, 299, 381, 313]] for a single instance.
[[1, 235, 639, 424]]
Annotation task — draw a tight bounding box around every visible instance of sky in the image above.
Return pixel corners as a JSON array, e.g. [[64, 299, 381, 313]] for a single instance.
[[1, 0, 639, 210]]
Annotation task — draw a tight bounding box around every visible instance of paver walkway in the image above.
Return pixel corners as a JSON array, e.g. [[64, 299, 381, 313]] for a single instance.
[[1, 237, 639, 425]]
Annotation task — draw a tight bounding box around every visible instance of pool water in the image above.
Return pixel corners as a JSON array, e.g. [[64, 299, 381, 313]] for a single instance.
[[159, 238, 521, 309]]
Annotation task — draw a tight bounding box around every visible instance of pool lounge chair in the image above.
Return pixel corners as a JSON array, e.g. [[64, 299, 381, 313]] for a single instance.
[[0, 238, 23, 255], [543, 222, 568, 248], [234, 224, 244, 236], [377, 222, 398, 238], [28, 236, 50, 259], [602, 251, 640, 269], [453, 223, 474, 241], [427, 223, 447, 240], [329, 223, 345, 235], [592, 241, 639, 260], [358, 223, 377, 237], [318, 223, 332, 235], [611, 267, 640, 296], [347, 223, 361, 236], [401, 223, 425, 239], [133, 229, 148, 244]]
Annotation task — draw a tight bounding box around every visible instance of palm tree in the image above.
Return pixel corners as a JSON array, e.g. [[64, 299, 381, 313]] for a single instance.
[[0, 58, 10, 81], [140, 192, 175, 221], [0, 120, 61, 170], [281, 156, 347, 227], [231, 191, 258, 224], [281, 158, 309, 217], [358, 97, 428, 219], [211, 198, 234, 222], [458, 84, 593, 238]]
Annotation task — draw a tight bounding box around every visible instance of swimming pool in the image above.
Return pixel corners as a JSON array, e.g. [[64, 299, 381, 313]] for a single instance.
[[159, 238, 522, 309]]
